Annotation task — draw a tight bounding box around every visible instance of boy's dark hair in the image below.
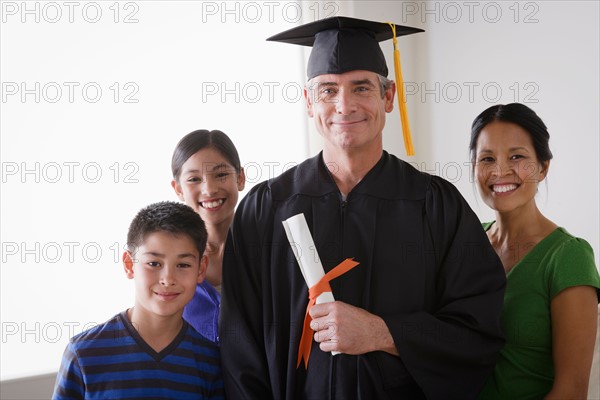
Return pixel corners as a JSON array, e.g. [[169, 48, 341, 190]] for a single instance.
[[126, 201, 207, 255]]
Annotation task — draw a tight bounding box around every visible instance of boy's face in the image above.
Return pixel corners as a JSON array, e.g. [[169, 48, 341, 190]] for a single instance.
[[123, 231, 206, 320]]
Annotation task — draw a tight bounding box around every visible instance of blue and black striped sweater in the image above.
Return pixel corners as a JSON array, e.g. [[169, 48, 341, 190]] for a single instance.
[[53, 310, 224, 399]]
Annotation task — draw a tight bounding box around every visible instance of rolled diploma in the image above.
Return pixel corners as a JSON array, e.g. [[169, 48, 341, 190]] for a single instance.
[[282, 213, 339, 355]]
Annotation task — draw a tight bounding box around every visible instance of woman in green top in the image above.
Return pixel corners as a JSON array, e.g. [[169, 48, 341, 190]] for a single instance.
[[470, 103, 600, 400]]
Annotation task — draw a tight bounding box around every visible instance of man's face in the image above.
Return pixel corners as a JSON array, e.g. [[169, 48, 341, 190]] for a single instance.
[[305, 70, 395, 155]]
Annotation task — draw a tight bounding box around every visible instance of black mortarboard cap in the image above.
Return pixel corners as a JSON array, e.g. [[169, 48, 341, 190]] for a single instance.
[[266, 16, 423, 79], [267, 16, 424, 156]]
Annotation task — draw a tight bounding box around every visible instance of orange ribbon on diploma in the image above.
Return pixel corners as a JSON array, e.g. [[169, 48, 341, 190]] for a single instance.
[[282, 214, 361, 369], [297, 258, 360, 368]]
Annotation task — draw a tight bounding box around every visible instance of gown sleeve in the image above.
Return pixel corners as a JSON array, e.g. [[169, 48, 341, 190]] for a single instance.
[[379, 176, 506, 400], [220, 182, 274, 399]]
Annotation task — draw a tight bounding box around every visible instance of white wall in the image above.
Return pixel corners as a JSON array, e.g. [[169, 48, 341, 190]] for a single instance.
[[1, 0, 309, 380], [1, 0, 598, 383]]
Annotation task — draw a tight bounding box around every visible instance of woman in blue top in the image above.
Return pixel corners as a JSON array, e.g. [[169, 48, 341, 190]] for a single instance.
[[471, 103, 600, 399], [171, 129, 245, 344]]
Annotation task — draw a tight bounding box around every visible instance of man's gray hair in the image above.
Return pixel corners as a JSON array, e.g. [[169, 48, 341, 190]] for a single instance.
[[377, 74, 393, 98]]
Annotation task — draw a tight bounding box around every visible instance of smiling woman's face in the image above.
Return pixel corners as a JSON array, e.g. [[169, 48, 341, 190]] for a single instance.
[[474, 120, 548, 214]]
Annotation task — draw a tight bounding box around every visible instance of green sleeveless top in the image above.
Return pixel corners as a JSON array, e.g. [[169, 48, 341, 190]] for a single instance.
[[478, 223, 600, 400]]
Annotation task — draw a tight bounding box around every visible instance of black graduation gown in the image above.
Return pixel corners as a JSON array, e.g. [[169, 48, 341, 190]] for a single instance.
[[221, 151, 505, 400]]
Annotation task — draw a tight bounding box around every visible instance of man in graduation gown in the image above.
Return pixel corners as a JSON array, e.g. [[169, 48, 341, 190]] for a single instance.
[[220, 16, 506, 400]]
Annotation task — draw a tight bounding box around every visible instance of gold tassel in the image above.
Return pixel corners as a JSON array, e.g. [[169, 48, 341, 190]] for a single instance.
[[387, 22, 415, 156]]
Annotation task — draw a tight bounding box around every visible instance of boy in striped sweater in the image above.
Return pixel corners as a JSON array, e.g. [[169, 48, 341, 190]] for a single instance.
[[53, 201, 224, 399]]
